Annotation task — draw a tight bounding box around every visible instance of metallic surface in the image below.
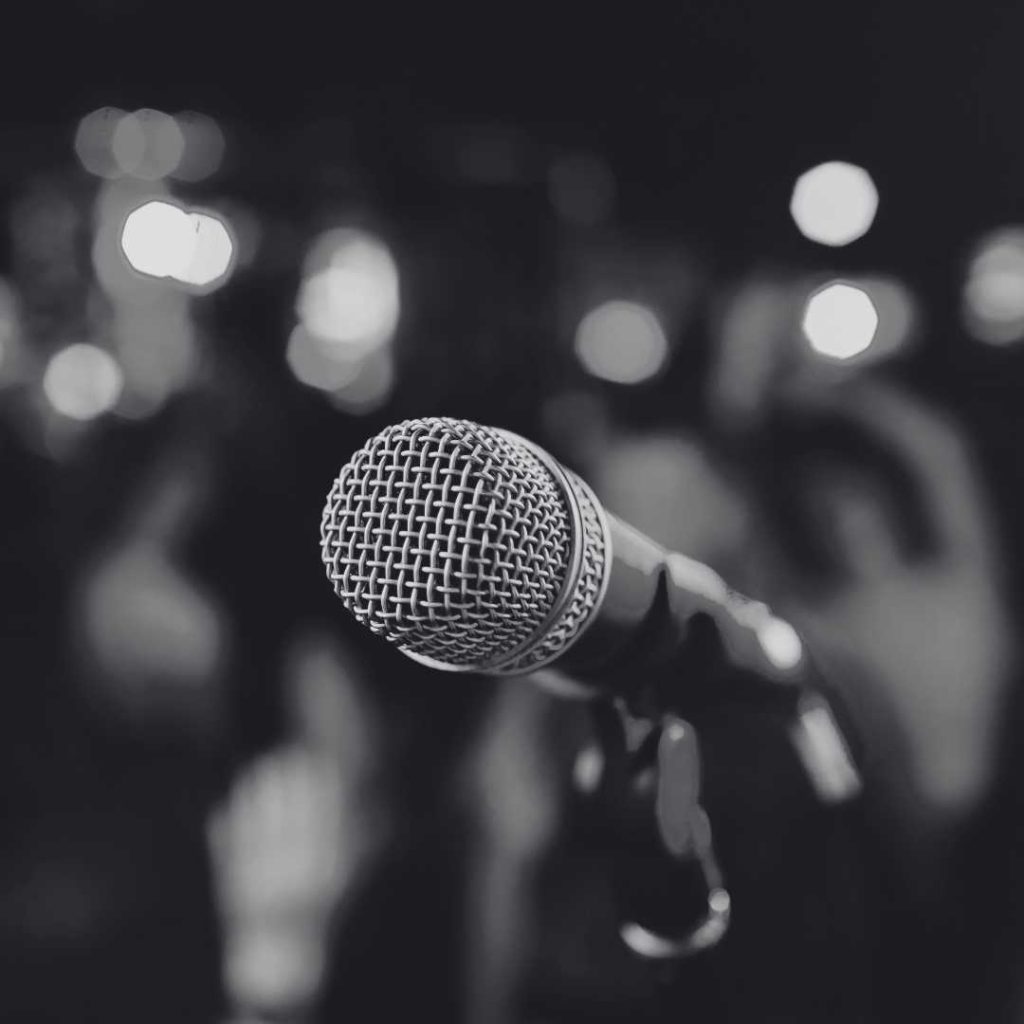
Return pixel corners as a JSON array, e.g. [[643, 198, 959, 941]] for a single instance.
[[320, 417, 610, 673]]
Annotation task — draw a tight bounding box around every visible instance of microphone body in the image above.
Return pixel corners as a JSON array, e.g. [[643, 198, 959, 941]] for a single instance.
[[320, 418, 805, 699]]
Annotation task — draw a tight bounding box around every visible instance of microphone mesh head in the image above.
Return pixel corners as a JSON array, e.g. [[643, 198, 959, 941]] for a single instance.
[[320, 418, 575, 669]]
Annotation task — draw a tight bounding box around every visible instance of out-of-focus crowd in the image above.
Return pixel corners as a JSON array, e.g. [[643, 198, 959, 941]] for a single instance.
[[5, 84, 1024, 1023]]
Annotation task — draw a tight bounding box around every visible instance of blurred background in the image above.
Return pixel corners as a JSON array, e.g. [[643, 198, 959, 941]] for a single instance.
[[5, 4, 1024, 1021]]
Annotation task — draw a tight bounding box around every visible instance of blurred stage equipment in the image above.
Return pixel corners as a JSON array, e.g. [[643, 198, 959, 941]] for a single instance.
[[319, 417, 860, 957]]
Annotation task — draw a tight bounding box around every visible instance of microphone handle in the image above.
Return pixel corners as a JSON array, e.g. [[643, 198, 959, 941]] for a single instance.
[[538, 514, 863, 805], [553, 513, 806, 696]]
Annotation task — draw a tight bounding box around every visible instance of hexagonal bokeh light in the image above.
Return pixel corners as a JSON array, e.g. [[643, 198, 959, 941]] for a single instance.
[[802, 282, 879, 360], [790, 161, 879, 247]]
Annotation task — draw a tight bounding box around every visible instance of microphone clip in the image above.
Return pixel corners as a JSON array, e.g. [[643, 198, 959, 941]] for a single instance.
[[578, 703, 731, 960]]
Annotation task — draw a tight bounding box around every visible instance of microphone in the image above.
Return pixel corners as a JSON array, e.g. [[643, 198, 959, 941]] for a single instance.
[[319, 417, 811, 698], [318, 417, 861, 958]]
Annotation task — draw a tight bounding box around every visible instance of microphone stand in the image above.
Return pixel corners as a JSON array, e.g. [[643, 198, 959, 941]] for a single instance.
[[568, 571, 863, 963]]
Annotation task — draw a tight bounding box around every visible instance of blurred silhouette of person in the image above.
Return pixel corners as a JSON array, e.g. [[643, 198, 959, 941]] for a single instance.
[[741, 376, 1018, 1021]]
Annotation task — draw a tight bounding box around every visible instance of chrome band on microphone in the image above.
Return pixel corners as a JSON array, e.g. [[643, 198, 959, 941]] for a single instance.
[[481, 433, 612, 675]]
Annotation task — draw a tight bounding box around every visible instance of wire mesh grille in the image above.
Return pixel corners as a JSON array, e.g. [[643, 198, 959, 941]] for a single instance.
[[498, 469, 607, 673], [320, 418, 573, 668]]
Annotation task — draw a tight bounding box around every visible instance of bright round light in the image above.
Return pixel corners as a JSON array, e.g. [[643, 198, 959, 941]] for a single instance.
[[802, 282, 879, 360], [179, 212, 235, 288], [120, 200, 196, 280], [43, 344, 123, 420], [963, 227, 1024, 344], [790, 161, 879, 247], [574, 300, 669, 384], [297, 230, 400, 349]]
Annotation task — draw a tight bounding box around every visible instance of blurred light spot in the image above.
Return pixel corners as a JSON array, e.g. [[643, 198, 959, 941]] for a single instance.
[[43, 344, 123, 420], [574, 300, 669, 384], [329, 349, 395, 414], [120, 200, 235, 291], [802, 282, 879, 360], [286, 325, 364, 392], [110, 110, 185, 180], [756, 616, 803, 670], [173, 112, 226, 181], [548, 152, 616, 225], [77, 108, 186, 181], [74, 107, 126, 178], [790, 161, 878, 247], [208, 743, 366, 1013], [963, 227, 1024, 344], [297, 229, 400, 349], [179, 212, 235, 289], [134, 110, 185, 180], [121, 200, 195, 279]]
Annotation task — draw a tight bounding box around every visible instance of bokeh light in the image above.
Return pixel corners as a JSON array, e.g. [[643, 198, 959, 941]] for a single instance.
[[43, 344, 124, 420], [77, 108, 186, 181], [963, 227, 1024, 344], [297, 229, 400, 350], [179, 212, 236, 289], [120, 200, 235, 291], [287, 229, 399, 409], [120, 200, 195, 280], [790, 161, 879, 247], [802, 282, 879, 360], [74, 107, 126, 179], [574, 300, 669, 384], [173, 112, 226, 182], [286, 325, 364, 392], [116, 109, 185, 180]]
